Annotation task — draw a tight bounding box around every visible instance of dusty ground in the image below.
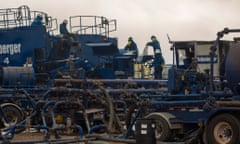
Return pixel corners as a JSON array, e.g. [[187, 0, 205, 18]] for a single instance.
[[5, 130, 129, 144]]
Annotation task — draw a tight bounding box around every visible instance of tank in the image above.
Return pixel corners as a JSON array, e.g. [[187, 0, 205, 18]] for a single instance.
[[2, 66, 35, 87], [225, 42, 240, 94]]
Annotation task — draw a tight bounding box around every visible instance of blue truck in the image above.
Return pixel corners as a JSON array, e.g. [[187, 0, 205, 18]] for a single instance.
[[0, 5, 240, 144]]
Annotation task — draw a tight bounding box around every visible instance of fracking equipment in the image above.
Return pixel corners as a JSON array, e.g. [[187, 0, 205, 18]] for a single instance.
[[130, 28, 240, 144], [0, 5, 240, 144], [0, 5, 168, 141]]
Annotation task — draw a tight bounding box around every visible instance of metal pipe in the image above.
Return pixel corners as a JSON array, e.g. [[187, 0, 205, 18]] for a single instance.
[[53, 78, 168, 84], [216, 100, 240, 107], [50, 87, 168, 93], [41, 100, 55, 137], [75, 125, 84, 139], [151, 100, 206, 107]]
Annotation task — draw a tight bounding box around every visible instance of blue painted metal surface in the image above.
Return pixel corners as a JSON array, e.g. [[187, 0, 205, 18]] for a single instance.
[[226, 43, 240, 94], [0, 26, 48, 66]]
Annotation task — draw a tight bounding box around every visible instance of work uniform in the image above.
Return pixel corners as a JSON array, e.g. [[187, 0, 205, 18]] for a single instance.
[[153, 52, 165, 79], [60, 23, 69, 35], [146, 39, 161, 55], [124, 40, 138, 59], [31, 15, 43, 26], [59, 20, 79, 46]]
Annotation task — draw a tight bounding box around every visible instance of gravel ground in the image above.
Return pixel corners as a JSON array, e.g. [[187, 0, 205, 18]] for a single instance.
[[5, 131, 128, 144]]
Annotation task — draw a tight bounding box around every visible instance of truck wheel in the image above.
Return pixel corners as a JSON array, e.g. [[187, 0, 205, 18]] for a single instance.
[[206, 114, 240, 144], [147, 115, 172, 141], [1, 104, 25, 133]]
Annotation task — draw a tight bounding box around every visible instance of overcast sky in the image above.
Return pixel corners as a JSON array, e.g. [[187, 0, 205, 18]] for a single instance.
[[1, 0, 240, 63]]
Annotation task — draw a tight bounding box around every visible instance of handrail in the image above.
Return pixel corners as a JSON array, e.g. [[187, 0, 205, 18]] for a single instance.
[[69, 15, 117, 37], [0, 5, 58, 33]]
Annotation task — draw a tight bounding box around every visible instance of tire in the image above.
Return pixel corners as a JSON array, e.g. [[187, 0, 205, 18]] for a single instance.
[[1, 104, 25, 133], [206, 113, 240, 144], [146, 115, 172, 141]]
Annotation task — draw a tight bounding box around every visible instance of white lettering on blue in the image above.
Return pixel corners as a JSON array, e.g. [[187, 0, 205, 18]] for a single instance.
[[3, 57, 9, 65], [0, 43, 21, 55], [197, 55, 218, 63]]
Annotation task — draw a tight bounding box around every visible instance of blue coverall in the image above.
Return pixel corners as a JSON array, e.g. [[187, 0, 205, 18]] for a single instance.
[[31, 16, 43, 26], [153, 53, 165, 79], [59, 23, 69, 35], [124, 40, 138, 58], [146, 39, 161, 54]]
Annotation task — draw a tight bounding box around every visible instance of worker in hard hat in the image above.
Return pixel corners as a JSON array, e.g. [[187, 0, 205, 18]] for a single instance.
[[152, 49, 165, 79], [124, 37, 138, 59], [146, 35, 164, 79], [146, 35, 162, 56], [59, 19, 80, 47], [31, 14, 43, 26], [60, 19, 70, 35]]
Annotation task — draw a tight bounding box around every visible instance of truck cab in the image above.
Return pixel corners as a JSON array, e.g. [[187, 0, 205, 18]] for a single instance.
[[172, 40, 233, 78]]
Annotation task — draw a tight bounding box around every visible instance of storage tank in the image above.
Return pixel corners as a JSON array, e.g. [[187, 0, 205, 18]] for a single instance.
[[2, 66, 35, 87], [225, 42, 240, 94]]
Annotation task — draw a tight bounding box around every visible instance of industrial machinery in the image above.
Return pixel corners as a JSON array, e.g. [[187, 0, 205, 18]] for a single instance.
[[1, 5, 240, 144], [0, 5, 168, 142], [128, 28, 240, 144], [170, 40, 233, 77]]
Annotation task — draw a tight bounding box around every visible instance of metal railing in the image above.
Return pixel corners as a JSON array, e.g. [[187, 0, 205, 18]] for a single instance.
[[69, 15, 117, 37], [0, 5, 57, 33]]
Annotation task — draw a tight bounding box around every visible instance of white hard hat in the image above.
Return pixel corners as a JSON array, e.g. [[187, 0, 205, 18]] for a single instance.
[[63, 19, 68, 24], [37, 14, 42, 18], [155, 49, 161, 54]]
